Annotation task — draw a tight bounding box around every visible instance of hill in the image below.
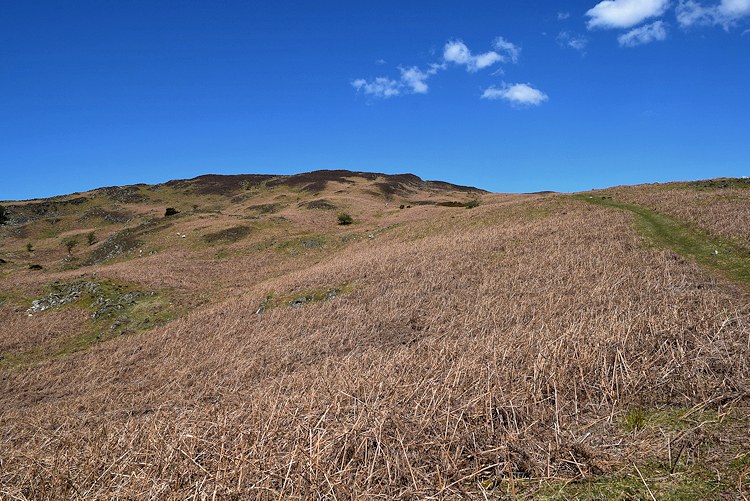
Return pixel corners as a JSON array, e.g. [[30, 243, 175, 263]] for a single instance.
[[1, 171, 749, 498]]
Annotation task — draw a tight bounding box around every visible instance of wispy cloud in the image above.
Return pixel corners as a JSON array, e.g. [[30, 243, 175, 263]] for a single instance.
[[351, 77, 402, 99], [586, 0, 671, 29], [481, 83, 549, 106], [353, 37, 534, 103], [443, 40, 506, 71], [618, 20, 669, 45], [493, 37, 522, 63], [557, 31, 590, 51], [676, 0, 750, 28], [352, 61, 446, 99], [558, 11, 571, 20]]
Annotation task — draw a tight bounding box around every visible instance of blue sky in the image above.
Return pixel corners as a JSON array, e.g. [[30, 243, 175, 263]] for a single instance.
[[1, 0, 749, 199]]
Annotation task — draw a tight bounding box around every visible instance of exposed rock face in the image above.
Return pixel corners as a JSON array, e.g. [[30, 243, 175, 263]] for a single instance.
[[83, 219, 171, 265], [79, 207, 133, 224], [96, 186, 149, 203], [1, 197, 88, 225]]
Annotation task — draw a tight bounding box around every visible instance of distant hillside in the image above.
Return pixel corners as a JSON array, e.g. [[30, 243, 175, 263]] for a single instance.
[[1, 175, 749, 498]]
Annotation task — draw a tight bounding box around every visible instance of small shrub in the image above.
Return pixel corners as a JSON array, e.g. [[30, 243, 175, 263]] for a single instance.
[[0, 204, 6, 225], [337, 213, 353, 225], [64, 237, 79, 255], [165, 207, 179, 217], [28, 264, 43, 270], [399, 205, 405, 209], [87, 231, 97, 246], [26, 242, 34, 253], [466, 199, 481, 209]]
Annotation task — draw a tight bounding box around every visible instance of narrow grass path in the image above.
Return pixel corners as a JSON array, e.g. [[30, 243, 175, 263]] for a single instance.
[[575, 195, 750, 285]]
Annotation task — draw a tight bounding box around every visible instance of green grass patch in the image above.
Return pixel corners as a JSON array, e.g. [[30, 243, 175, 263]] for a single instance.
[[621, 406, 719, 433], [1, 279, 180, 369], [529, 464, 727, 500], [256, 284, 352, 313], [576, 195, 750, 285], [276, 235, 327, 255]]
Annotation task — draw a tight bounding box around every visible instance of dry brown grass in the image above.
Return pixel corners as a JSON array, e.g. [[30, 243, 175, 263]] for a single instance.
[[0, 307, 89, 355], [602, 183, 750, 246], [1, 188, 749, 498]]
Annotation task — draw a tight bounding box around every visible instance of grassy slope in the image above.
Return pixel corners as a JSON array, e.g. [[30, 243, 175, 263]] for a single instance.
[[577, 194, 750, 285], [0, 175, 749, 498]]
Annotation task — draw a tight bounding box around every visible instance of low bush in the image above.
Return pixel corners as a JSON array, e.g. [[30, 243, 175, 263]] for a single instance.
[[337, 212, 353, 225]]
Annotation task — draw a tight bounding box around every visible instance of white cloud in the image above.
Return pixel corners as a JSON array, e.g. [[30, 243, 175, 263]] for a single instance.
[[618, 20, 669, 45], [676, 0, 713, 24], [558, 11, 571, 20], [399, 65, 442, 94], [676, 0, 750, 27], [493, 37, 522, 63], [353, 63, 443, 99], [473, 51, 505, 69], [481, 83, 549, 106], [353, 37, 529, 101], [586, 0, 671, 28], [351, 77, 401, 99], [443, 40, 507, 72], [557, 31, 589, 51], [720, 0, 750, 16], [443, 40, 472, 65]]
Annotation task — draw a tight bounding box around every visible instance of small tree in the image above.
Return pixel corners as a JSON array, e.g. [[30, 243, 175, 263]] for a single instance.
[[26, 242, 34, 253], [87, 231, 97, 246], [337, 212, 353, 225], [64, 237, 79, 256], [0, 205, 6, 225]]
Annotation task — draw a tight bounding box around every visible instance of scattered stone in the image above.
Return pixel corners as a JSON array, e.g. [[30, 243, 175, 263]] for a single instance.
[[98, 186, 148, 203], [289, 296, 309, 308], [27, 281, 99, 313], [25, 280, 152, 322]]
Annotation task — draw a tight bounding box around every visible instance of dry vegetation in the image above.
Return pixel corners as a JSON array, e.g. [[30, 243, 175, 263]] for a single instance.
[[600, 178, 750, 247], [1, 172, 749, 498]]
